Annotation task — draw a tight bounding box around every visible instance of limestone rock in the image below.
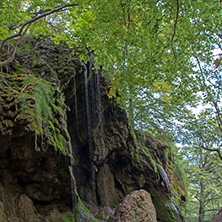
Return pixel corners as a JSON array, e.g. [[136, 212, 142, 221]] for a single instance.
[[110, 189, 157, 222]]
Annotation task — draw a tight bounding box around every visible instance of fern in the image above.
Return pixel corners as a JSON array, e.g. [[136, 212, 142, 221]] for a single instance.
[[0, 73, 71, 154]]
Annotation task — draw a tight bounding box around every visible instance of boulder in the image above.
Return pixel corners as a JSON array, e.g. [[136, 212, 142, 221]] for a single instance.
[[109, 189, 157, 222]]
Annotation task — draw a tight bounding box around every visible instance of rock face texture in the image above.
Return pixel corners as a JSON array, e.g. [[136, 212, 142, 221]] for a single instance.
[[0, 135, 71, 221], [0, 38, 186, 221], [110, 189, 157, 222], [65, 58, 186, 221]]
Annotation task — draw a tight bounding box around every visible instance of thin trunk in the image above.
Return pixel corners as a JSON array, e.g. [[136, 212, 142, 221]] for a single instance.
[[198, 181, 205, 222]]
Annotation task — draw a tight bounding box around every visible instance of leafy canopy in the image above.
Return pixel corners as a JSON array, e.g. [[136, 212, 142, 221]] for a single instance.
[[0, 0, 222, 138]]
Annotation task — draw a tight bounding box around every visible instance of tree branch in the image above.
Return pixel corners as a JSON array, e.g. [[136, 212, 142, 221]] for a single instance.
[[0, 3, 80, 72], [202, 145, 222, 160], [193, 54, 222, 134], [170, 0, 179, 44], [157, 0, 179, 60], [0, 4, 78, 53]]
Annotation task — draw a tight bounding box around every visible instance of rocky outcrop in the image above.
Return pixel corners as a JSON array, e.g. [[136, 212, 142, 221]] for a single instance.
[[0, 37, 186, 221], [64, 57, 186, 221], [109, 189, 157, 222]]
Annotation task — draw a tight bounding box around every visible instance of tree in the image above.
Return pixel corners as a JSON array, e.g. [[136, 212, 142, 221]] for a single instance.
[[185, 152, 222, 222], [0, 0, 221, 137], [181, 111, 222, 222], [192, 51, 222, 159]]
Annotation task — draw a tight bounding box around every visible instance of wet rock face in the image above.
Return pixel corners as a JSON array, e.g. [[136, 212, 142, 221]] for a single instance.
[[0, 38, 186, 221], [109, 189, 157, 222], [65, 65, 186, 221]]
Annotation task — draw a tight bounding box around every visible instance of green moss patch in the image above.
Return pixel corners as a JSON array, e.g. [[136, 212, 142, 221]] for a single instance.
[[0, 73, 70, 154]]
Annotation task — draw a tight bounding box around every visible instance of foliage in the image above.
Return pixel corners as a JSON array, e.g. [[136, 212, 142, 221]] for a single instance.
[[62, 213, 75, 222], [184, 152, 222, 222], [0, 0, 221, 139], [0, 73, 71, 154], [179, 111, 222, 222]]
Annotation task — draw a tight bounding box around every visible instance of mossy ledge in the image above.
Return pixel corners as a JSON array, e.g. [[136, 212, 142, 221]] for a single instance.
[[0, 73, 70, 154]]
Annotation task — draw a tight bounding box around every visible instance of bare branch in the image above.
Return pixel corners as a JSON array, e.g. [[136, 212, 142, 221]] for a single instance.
[[170, 0, 179, 44]]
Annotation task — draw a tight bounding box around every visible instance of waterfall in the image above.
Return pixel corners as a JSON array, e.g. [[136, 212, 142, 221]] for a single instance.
[[73, 75, 79, 132], [67, 154, 78, 221], [157, 164, 172, 196], [81, 57, 109, 206], [83, 62, 94, 164]]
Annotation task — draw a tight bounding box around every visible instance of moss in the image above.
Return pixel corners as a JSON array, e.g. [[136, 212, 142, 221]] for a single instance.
[[96, 212, 107, 220], [74, 198, 98, 222], [141, 145, 158, 174], [129, 127, 141, 168], [150, 190, 175, 222], [0, 73, 71, 154], [134, 131, 159, 175], [62, 213, 75, 222]]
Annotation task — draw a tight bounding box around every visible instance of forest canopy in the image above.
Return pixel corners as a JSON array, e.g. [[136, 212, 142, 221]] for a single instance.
[[0, 0, 222, 141]]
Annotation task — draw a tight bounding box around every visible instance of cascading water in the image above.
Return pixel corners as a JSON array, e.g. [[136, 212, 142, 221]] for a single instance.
[[73, 75, 79, 132], [157, 164, 184, 221], [95, 69, 106, 159], [66, 148, 79, 221], [69, 163, 78, 219], [83, 62, 94, 166], [65, 53, 110, 208], [157, 164, 172, 196], [84, 55, 110, 206]]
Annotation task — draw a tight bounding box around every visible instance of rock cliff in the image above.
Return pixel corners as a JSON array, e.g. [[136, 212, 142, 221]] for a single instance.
[[0, 37, 186, 221]]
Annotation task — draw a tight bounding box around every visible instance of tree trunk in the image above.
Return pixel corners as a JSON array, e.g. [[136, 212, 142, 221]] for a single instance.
[[198, 181, 205, 222]]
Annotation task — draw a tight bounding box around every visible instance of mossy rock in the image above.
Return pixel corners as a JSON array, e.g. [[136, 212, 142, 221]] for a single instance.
[[75, 199, 99, 222], [150, 189, 172, 221], [0, 73, 71, 154]]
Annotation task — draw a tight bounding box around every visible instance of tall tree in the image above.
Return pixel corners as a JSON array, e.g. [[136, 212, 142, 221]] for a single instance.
[[180, 111, 222, 222], [193, 50, 222, 159]]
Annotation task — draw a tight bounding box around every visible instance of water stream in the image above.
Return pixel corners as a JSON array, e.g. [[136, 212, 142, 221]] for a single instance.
[[95, 69, 106, 160], [166, 201, 183, 222], [157, 164, 172, 196], [68, 154, 78, 221], [73, 75, 79, 132], [157, 164, 184, 221], [83, 62, 94, 165], [80, 59, 110, 206]]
